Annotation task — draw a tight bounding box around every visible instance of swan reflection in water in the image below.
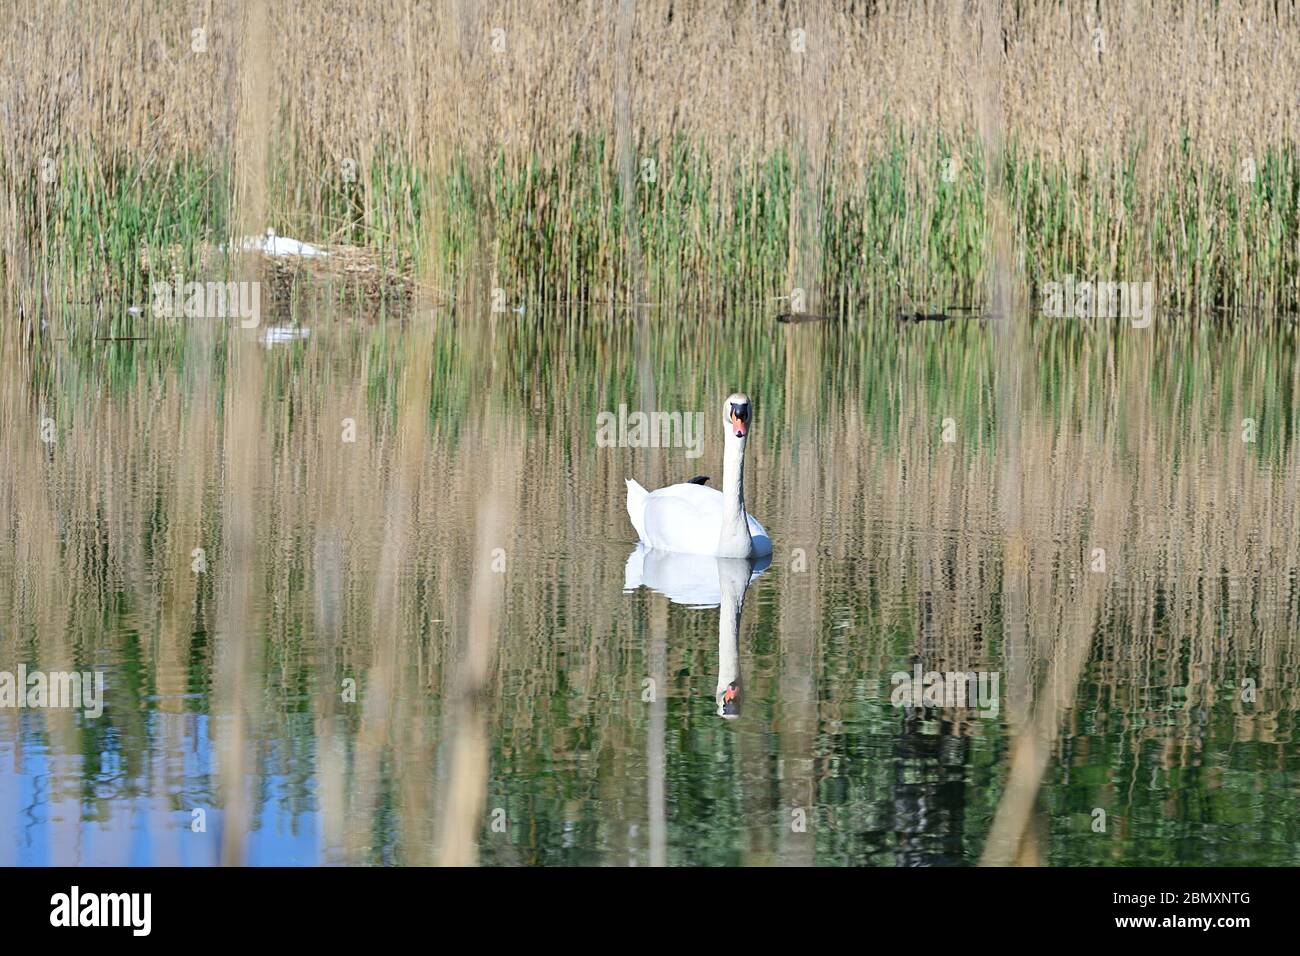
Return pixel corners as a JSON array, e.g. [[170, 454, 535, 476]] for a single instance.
[[623, 544, 770, 718]]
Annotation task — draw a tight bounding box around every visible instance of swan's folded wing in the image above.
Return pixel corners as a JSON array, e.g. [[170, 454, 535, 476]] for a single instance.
[[641, 484, 724, 554], [625, 478, 650, 541]]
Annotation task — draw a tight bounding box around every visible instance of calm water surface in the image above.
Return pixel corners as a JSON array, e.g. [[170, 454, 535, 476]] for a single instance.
[[1, 309, 1297, 865]]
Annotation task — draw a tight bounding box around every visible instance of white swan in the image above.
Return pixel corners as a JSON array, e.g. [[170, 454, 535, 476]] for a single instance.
[[229, 228, 329, 258], [625, 392, 772, 558]]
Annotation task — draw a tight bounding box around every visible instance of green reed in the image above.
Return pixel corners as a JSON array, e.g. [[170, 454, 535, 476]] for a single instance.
[[7, 132, 1300, 333]]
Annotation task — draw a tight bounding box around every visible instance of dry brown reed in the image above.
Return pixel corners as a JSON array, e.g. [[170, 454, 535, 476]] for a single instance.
[[3, 1, 1299, 314]]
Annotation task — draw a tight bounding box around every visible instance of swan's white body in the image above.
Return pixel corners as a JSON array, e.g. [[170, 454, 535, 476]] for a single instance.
[[625, 479, 771, 557], [624, 392, 771, 559], [230, 228, 329, 258]]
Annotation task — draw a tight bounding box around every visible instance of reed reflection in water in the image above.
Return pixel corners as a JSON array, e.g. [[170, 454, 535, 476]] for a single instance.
[[0, 310, 1297, 865]]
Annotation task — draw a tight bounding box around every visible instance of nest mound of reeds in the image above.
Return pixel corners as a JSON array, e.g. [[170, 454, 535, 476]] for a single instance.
[[139, 240, 416, 308]]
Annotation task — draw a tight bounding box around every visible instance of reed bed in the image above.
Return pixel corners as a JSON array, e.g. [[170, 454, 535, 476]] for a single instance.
[[2, 0, 1299, 335]]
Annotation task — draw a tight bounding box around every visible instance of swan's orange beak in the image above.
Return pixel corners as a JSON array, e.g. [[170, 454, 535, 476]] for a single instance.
[[720, 682, 740, 717], [729, 408, 748, 438]]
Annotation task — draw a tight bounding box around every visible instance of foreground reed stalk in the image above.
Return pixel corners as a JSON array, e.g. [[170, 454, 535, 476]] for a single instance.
[[436, 454, 518, 866]]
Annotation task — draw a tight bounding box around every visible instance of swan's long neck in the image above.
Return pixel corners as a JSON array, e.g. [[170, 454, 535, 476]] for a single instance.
[[718, 436, 753, 557], [716, 559, 750, 716]]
